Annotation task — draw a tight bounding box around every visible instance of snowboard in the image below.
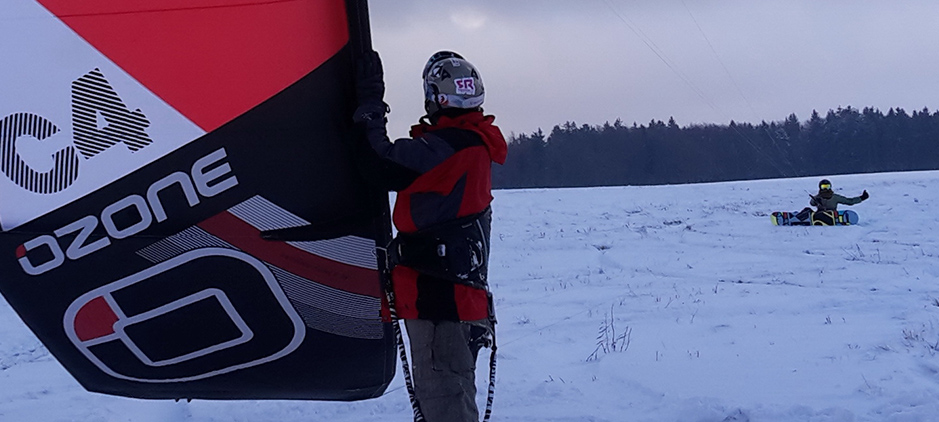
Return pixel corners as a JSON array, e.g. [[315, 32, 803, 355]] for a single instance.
[[771, 209, 859, 226]]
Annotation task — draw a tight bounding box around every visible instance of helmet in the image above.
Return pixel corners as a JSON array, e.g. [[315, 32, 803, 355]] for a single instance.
[[422, 50, 485, 116], [819, 179, 832, 190]]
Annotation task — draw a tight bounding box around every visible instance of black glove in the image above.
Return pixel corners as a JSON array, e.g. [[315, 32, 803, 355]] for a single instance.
[[353, 50, 388, 123], [860, 190, 869, 201], [356, 50, 385, 103]]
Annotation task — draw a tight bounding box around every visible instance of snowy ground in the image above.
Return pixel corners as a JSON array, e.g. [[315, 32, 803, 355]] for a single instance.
[[3, 171, 939, 421]]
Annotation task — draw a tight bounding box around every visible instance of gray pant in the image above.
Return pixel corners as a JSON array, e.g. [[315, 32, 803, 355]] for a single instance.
[[405, 319, 479, 422]]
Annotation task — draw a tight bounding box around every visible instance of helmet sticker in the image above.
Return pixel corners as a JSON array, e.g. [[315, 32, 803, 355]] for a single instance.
[[454, 77, 476, 95], [449, 58, 461, 67], [429, 64, 451, 80]]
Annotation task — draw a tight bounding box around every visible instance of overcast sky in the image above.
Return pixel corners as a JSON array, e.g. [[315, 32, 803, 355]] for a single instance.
[[368, 0, 939, 139]]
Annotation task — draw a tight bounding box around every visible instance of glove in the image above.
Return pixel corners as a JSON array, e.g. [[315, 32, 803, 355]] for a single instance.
[[356, 50, 385, 103], [860, 190, 869, 201], [353, 50, 389, 123]]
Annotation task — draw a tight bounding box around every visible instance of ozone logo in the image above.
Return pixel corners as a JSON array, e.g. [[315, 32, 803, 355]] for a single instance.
[[63, 248, 305, 383], [16, 148, 237, 276], [0, 68, 152, 194]]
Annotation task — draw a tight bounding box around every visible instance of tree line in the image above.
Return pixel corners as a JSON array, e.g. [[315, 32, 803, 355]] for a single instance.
[[493, 106, 939, 188]]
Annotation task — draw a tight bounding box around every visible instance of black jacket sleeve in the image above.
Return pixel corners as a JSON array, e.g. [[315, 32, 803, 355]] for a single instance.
[[353, 100, 456, 192]]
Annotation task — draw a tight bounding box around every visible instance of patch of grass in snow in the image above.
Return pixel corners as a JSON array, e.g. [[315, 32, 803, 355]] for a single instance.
[[586, 305, 631, 362]]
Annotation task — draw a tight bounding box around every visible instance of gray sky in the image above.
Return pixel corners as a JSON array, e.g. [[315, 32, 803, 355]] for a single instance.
[[368, 0, 939, 139]]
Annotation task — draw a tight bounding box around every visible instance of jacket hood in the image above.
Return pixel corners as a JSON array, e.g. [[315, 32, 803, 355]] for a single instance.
[[410, 111, 508, 165]]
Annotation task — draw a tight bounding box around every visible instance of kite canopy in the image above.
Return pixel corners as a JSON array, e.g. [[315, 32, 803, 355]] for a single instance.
[[0, 0, 395, 400]]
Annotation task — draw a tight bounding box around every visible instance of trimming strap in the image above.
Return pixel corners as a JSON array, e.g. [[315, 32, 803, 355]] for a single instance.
[[482, 333, 497, 422]]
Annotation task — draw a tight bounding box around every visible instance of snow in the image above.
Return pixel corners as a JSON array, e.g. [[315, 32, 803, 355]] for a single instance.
[[3, 171, 939, 421]]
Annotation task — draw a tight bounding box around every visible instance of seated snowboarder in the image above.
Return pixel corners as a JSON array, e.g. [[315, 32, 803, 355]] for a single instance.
[[795, 178, 868, 221]]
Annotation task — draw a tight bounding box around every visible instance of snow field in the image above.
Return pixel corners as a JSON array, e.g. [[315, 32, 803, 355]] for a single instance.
[[3, 171, 939, 421]]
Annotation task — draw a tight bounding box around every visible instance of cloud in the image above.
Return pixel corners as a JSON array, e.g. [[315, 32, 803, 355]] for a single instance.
[[449, 7, 488, 31]]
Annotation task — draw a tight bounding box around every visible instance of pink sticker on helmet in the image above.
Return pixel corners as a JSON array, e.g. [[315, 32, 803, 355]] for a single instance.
[[454, 77, 476, 95]]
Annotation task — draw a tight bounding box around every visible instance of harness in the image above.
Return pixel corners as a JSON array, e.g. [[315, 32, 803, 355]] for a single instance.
[[388, 207, 491, 288]]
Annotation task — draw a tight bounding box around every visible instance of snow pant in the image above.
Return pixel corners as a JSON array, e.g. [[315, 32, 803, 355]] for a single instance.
[[796, 207, 813, 221], [405, 319, 480, 422]]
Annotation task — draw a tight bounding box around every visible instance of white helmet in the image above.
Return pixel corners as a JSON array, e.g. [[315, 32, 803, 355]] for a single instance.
[[422, 51, 485, 116]]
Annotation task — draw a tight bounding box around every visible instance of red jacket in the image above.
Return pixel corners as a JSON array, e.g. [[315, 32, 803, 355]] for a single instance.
[[394, 112, 507, 233], [360, 110, 506, 321]]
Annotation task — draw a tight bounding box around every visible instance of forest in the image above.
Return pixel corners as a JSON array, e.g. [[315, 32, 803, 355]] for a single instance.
[[493, 106, 939, 189]]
